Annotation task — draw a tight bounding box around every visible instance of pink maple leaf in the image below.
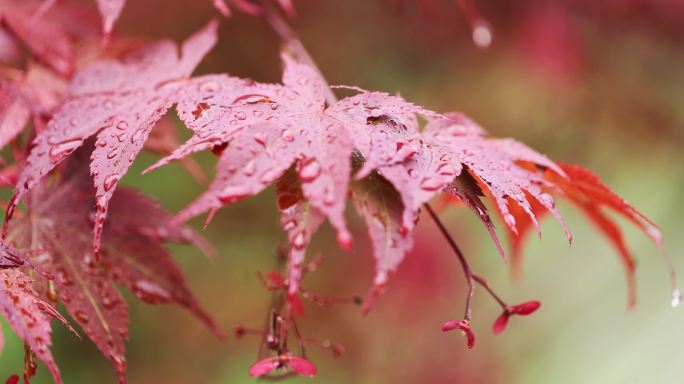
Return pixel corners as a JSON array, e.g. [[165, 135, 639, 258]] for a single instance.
[[6, 20, 219, 257]]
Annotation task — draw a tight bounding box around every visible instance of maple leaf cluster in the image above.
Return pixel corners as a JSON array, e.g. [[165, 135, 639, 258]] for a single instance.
[[0, 0, 675, 382]]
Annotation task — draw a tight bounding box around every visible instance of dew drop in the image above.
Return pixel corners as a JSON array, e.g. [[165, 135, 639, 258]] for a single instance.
[[337, 230, 353, 250], [394, 143, 416, 161], [48, 138, 83, 162], [218, 184, 251, 204], [283, 219, 297, 231], [104, 174, 119, 191], [133, 280, 171, 302], [55, 269, 72, 286], [436, 163, 455, 177], [235, 111, 247, 120], [74, 310, 90, 323], [111, 353, 127, 373], [420, 177, 444, 191], [198, 80, 220, 92], [243, 161, 256, 176], [539, 193, 555, 208], [259, 168, 279, 184], [299, 159, 321, 182], [292, 231, 306, 250], [116, 121, 128, 130], [323, 188, 335, 205], [280, 129, 295, 142], [106, 148, 118, 159], [504, 213, 517, 228], [102, 295, 117, 309], [253, 132, 267, 146]]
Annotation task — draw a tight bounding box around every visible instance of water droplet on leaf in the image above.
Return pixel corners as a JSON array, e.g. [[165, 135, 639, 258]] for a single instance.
[[49, 138, 83, 162], [420, 177, 444, 191], [299, 159, 321, 182]]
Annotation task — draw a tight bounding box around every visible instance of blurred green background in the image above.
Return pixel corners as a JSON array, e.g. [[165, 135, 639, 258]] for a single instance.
[[2, 0, 684, 383]]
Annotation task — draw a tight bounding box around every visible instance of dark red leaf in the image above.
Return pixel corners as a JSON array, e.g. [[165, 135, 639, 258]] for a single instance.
[[7, 148, 220, 381], [0, 269, 64, 384]]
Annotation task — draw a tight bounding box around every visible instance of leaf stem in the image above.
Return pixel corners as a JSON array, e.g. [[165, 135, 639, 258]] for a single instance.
[[424, 203, 475, 321], [425, 204, 510, 314], [472, 274, 507, 308]]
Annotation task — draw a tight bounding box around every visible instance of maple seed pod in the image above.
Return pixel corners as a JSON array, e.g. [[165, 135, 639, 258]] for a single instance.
[[493, 301, 541, 335], [442, 320, 475, 349], [248, 355, 317, 378], [511, 301, 541, 316]]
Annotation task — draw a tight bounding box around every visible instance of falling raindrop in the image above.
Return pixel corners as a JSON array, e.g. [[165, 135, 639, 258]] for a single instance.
[[472, 20, 493, 48], [672, 288, 681, 308]]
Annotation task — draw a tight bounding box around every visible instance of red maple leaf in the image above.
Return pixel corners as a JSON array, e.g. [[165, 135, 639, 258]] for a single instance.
[[497, 161, 674, 308], [144, 55, 452, 299], [141, 54, 667, 312]]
